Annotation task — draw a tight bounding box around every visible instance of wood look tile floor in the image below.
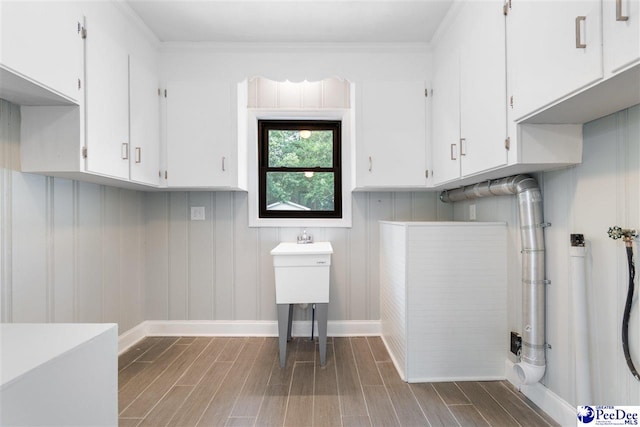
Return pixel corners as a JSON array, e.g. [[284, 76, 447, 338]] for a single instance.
[[118, 336, 558, 427]]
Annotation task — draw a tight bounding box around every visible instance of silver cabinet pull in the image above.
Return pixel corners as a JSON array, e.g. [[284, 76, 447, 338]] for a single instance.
[[222, 156, 226, 172], [135, 147, 141, 164], [575, 16, 587, 48], [450, 143, 458, 161], [617, 0, 629, 21], [121, 143, 129, 160], [368, 156, 372, 172], [460, 138, 467, 156]]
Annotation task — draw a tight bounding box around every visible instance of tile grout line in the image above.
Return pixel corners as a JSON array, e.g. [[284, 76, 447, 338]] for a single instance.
[[405, 381, 434, 427], [431, 383, 462, 427], [194, 338, 248, 427], [496, 381, 556, 427], [226, 337, 268, 424], [119, 340, 189, 417], [477, 381, 524, 427], [312, 339, 316, 427], [175, 337, 220, 386], [137, 339, 212, 421], [452, 382, 493, 427], [348, 337, 372, 424], [369, 339, 403, 426], [331, 339, 345, 427], [281, 340, 299, 427], [251, 338, 280, 427], [162, 338, 234, 426]]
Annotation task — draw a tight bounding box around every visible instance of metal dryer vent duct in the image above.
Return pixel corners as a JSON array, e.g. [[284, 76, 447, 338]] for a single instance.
[[440, 175, 546, 385]]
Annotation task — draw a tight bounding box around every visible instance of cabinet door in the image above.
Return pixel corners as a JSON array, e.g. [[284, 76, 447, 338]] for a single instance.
[[508, 0, 602, 121], [166, 81, 232, 187], [0, 1, 83, 102], [84, 10, 129, 179], [129, 53, 160, 185], [431, 47, 461, 186], [358, 80, 427, 188], [603, 0, 640, 75], [460, 0, 508, 176]]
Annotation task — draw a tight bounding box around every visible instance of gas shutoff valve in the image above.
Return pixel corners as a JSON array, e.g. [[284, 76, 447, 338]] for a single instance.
[[608, 226, 638, 247]]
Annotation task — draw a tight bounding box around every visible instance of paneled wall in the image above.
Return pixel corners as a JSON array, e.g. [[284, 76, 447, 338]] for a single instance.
[[144, 191, 453, 323], [452, 105, 640, 405], [0, 100, 146, 332], [1, 96, 453, 333]]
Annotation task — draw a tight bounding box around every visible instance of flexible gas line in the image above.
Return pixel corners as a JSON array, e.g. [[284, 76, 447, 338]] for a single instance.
[[608, 226, 640, 381]]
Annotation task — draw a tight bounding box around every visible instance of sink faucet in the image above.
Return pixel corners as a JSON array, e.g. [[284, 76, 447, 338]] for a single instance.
[[297, 229, 313, 244]]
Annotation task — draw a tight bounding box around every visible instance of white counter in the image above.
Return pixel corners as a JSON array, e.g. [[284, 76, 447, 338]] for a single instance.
[[1, 323, 118, 426]]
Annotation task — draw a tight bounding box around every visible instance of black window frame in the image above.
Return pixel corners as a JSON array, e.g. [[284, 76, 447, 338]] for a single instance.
[[258, 120, 342, 219]]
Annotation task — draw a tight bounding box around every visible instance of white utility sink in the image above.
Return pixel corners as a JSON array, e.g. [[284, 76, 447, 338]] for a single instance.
[[271, 241, 333, 367], [270, 241, 333, 304]]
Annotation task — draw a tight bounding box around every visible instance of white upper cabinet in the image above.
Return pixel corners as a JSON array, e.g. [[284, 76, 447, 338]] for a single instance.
[[165, 80, 240, 188], [355, 80, 427, 189], [603, 0, 640, 75], [507, 0, 603, 121], [19, 1, 161, 190], [431, 1, 508, 186], [0, 1, 83, 103], [431, 46, 461, 185], [129, 42, 160, 186], [459, 1, 508, 177], [83, 5, 130, 180]]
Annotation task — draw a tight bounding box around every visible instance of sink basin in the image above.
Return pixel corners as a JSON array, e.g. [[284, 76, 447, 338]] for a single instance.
[[270, 241, 333, 256], [271, 242, 333, 304], [271, 241, 333, 367]]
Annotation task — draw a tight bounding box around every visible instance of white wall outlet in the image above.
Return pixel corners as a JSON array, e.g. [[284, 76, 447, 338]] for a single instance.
[[190, 206, 205, 221], [469, 204, 476, 221]]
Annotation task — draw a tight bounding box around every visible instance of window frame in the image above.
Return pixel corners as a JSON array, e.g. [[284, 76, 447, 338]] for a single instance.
[[258, 119, 342, 219]]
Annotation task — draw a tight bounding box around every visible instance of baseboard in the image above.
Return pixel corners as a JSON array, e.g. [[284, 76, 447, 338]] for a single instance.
[[118, 321, 150, 354], [380, 334, 407, 381], [505, 359, 575, 426], [118, 319, 381, 354]]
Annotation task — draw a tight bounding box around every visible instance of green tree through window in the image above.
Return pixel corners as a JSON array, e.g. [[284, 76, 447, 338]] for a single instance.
[[258, 120, 341, 218]]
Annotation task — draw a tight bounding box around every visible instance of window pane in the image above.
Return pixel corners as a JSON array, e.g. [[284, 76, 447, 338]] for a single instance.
[[268, 130, 333, 168], [266, 172, 335, 211]]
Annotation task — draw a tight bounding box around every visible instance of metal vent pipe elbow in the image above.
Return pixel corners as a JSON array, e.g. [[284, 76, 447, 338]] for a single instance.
[[440, 175, 546, 385]]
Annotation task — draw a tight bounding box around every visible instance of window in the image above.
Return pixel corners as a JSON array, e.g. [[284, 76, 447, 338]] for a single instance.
[[258, 120, 342, 219]]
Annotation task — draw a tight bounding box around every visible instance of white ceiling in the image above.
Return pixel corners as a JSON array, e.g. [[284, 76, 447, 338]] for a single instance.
[[125, 1, 454, 43]]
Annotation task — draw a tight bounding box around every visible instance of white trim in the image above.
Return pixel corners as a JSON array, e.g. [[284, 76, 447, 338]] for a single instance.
[[381, 334, 407, 381], [160, 42, 431, 54], [505, 359, 576, 427], [245, 108, 354, 228], [118, 319, 381, 354], [117, 321, 149, 354]]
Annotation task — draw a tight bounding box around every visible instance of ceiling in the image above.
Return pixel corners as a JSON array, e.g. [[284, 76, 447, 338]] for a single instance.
[[125, 0, 454, 43]]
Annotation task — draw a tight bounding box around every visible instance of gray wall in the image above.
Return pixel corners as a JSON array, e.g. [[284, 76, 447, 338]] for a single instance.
[[452, 104, 640, 405], [1, 97, 453, 330], [0, 100, 146, 331], [144, 191, 453, 323]]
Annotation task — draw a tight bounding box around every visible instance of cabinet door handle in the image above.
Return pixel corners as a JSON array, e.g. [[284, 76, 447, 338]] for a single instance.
[[135, 147, 141, 164], [617, 0, 629, 21], [450, 143, 458, 161], [222, 156, 226, 172], [368, 156, 372, 172], [460, 138, 467, 156], [575, 16, 587, 48], [121, 143, 129, 160]]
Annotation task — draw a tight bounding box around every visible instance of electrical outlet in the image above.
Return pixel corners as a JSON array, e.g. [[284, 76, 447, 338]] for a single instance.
[[510, 331, 522, 356], [190, 206, 205, 221], [469, 204, 476, 221]]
